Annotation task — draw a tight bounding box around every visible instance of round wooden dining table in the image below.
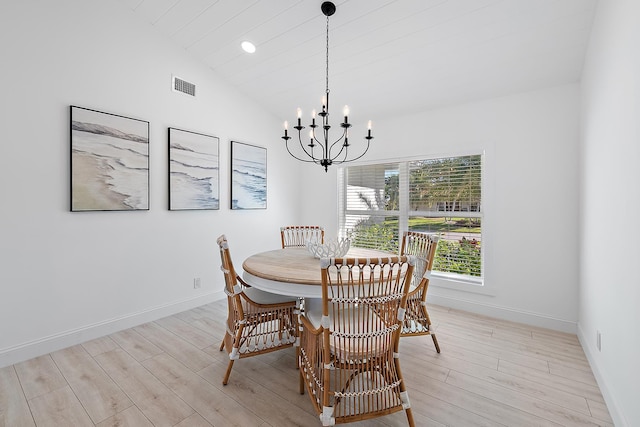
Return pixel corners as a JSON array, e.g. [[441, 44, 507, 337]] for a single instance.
[[242, 247, 395, 298]]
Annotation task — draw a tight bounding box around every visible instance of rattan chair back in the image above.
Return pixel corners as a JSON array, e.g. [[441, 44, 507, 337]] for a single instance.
[[280, 225, 324, 248], [399, 231, 440, 352], [217, 235, 298, 384], [299, 255, 416, 426]]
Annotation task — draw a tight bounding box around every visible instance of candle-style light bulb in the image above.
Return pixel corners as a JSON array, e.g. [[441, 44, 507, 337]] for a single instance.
[[283, 120, 288, 137], [343, 105, 349, 124], [308, 130, 314, 146], [296, 108, 302, 127], [321, 96, 326, 111], [367, 120, 372, 138], [367, 120, 372, 130], [311, 109, 316, 126]]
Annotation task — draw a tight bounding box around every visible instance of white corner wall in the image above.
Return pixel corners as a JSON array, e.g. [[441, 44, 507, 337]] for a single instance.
[[302, 84, 581, 332], [0, 0, 302, 367], [579, 0, 640, 425]]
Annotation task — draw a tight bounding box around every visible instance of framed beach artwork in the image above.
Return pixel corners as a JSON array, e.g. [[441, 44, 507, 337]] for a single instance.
[[230, 141, 267, 210], [70, 106, 149, 211], [168, 128, 220, 210]]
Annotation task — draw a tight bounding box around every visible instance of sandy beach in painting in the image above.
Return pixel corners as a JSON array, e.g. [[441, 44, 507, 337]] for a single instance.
[[71, 151, 130, 210], [70, 107, 149, 211]]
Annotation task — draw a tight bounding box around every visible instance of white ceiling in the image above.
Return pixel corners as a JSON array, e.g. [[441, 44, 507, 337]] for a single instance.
[[117, 0, 597, 125]]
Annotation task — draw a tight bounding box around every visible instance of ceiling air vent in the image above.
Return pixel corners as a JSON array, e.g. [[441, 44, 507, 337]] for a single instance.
[[172, 75, 196, 97]]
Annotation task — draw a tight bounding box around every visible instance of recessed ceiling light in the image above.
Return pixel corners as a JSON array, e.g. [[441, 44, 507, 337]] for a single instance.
[[241, 41, 256, 54]]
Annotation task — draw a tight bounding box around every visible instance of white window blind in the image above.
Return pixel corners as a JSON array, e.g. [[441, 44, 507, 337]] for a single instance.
[[340, 154, 482, 280], [341, 163, 400, 252]]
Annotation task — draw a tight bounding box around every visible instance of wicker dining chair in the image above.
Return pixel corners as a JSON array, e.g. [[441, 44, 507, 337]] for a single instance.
[[399, 231, 441, 352], [217, 235, 299, 385], [281, 225, 324, 248], [299, 255, 416, 426]]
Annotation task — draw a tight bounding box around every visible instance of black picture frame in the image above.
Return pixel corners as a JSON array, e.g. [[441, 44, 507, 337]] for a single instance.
[[230, 141, 267, 210], [70, 106, 149, 211]]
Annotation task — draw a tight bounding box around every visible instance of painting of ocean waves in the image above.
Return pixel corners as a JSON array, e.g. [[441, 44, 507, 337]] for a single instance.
[[70, 106, 149, 211], [169, 128, 219, 210], [231, 141, 266, 209]]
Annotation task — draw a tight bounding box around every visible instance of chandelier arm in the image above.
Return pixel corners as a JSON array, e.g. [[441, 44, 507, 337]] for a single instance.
[[285, 139, 320, 163], [312, 129, 328, 159], [332, 140, 372, 165], [327, 129, 348, 160], [296, 131, 322, 161]]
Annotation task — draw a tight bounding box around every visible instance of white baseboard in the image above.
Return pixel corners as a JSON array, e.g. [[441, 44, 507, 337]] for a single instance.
[[0, 291, 225, 369], [428, 294, 577, 333], [577, 324, 627, 427]]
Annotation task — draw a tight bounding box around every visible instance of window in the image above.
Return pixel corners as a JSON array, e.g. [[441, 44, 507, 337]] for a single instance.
[[339, 154, 482, 281]]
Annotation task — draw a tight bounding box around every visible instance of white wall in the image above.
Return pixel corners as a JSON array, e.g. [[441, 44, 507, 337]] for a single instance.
[[579, 1, 640, 425], [0, 0, 302, 367], [302, 84, 581, 332]]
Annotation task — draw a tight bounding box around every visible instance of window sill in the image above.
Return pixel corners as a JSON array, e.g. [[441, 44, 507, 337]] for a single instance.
[[430, 272, 495, 296]]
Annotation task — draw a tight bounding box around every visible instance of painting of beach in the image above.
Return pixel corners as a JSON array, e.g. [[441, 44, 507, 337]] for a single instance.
[[70, 106, 149, 211], [231, 141, 266, 210], [169, 128, 219, 210]]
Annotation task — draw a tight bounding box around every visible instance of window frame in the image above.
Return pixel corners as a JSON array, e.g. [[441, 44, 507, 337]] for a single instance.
[[338, 151, 485, 286]]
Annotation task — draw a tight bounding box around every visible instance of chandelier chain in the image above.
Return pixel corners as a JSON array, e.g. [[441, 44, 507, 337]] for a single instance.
[[325, 14, 330, 96]]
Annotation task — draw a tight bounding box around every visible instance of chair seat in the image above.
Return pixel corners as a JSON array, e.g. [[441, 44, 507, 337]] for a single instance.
[[243, 286, 298, 305], [304, 298, 390, 361]]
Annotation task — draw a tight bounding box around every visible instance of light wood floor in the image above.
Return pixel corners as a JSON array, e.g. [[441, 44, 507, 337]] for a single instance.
[[1, 300, 613, 426]]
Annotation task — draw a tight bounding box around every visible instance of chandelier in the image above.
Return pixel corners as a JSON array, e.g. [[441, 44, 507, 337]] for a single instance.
[[281, 1, 373, 172]]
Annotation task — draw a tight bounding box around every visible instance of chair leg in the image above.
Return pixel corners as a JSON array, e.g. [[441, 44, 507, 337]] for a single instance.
[[405, 407, 416, 427], [219, 338, 225, 351], [299, 367, 305, 395], [222, 359, 235, 385], [431, 333, 440, 353]]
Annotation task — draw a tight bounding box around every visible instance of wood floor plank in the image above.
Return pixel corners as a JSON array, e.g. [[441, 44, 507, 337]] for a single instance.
[[445, 370, 612, 427], [95, 348, 195, 427], [587, 398, 615, 424], [532, 330, 582, 347], [1, 302, 612, 427], [406, 387, 506, 427], [498, 359, 605, 403], [133, 321, 214, 371], [0, 365, 35, 427], [174, 412, 214, 426], [154, 315, 217, 350], [95, 405, 154, 427], [397, 346, 450, 382], [81, 335, 119, 357], [142, 353, 265, 426], [424, 374, 563, 427], [109, 328, 163, 362], [431, 353, 591, 414], [549, 360, 599, 385], [28, 385, 93, 427], [435, 329, 551, 372], [50, 345, 133, 424], [199, 358, 321, 426], [403, 336, 499, 370], [208, 348, 318, 417], [14, 355, 67, 400]]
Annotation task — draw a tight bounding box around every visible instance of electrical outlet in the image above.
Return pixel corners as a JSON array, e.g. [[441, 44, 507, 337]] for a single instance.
[[596, 330, 602, 352], [193, 277, 201, 289]]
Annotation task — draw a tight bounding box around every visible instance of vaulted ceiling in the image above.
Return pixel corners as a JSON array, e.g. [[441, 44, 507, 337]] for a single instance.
[[117, 0, 597, 124]]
